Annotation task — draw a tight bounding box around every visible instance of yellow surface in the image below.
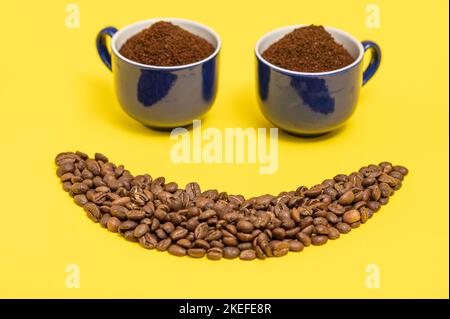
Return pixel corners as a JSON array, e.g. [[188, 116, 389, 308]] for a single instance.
[[0, 0, 448, 299]]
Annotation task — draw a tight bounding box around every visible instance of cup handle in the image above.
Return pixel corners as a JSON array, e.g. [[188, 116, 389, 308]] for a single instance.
[[96, 27, 118, 71], [361, 41, 381, 86]]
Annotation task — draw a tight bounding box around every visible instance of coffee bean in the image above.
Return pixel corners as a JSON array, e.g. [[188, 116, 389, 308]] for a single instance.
[[171, 228, 188, 241], [338, 191, 354, 205], [139, 233, 158, 249], [168, 244, 186, 257], [311, 235, 328, 246], [239, 249, 256, 260], [223, 247, 240, 259], [194, 222, 209, 239], [343, 210, 360, 224], [71, 182, 89, 195], [106, 217, 121, 232], [83, 203, 101, 222], [207, 247, 223, 260], [110, 205, 128, 220], [272, 241, 289, 257], [56, 152, 408, 260], [288, 240, 304, 252], [73, 194, 88, 207], [134, 224, 149, 237], [315, 224, 329, 235], [296, 232, 311, 246], [156, 238, 171, 251], [123, 230, 138, 242], [236, 220, 254, 233], [335, 222, 351, 234], [119, 220, 138, 231], [187, 248, 206, 258], [272, 227, 286, 240], [177, 238, 192, 249], [327, 227, 340, 240]]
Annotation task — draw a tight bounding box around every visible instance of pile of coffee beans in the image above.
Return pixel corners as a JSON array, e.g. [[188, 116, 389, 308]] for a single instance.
[[56, 151, 408, 261], [119, 21, 215, 66], [262, 25, 355, 72]]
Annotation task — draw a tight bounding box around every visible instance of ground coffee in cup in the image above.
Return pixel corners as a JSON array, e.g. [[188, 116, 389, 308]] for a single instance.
[[262, 25, 355, 72], [119, 21, 215, 66]]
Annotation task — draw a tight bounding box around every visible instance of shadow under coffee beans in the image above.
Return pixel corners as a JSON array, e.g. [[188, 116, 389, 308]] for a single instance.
[[262, 25, 355, 72], [119, 21, 215, 66], [55, 151, 408, 261]]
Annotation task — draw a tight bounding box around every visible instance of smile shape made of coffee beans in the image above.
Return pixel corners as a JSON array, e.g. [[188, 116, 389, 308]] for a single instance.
[[55, 151, 408, 261]]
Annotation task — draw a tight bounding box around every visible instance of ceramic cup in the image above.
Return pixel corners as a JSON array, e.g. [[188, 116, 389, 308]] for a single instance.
[[255, 25, 381, 136], [96, 18, 221, 129]]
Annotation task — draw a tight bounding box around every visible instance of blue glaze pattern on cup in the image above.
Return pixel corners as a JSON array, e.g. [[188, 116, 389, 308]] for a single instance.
[[255, 25, 381, 136], [96, 18, 221, 129]]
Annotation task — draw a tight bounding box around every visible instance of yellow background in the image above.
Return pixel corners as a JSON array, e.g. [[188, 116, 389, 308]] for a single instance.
[[0, 0, 448, 298]]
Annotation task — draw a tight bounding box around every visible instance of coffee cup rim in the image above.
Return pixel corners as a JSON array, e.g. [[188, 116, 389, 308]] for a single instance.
[[111, 18, 221, 70], [255, 25, 365, 76]]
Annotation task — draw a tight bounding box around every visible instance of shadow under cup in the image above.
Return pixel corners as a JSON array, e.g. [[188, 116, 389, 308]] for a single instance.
[[97, 18, 221, 129], [255, 26, 381, 136]]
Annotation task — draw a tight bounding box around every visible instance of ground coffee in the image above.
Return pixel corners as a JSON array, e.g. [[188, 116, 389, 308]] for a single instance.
[[55, 151, 408, 261], [262, 25, 355, 72], [119, 21, 215, 66]]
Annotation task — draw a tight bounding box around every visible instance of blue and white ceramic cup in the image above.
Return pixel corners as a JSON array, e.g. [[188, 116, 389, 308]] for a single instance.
[[96, 18, 221, 129], [255, 25, 381, 136]]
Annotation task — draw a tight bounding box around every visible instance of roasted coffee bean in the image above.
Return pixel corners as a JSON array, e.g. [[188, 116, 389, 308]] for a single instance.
[[193, 239, 210, 249], [315, 224, 329, 235], [71, 182, 89, 194], [338, 191, 355, 205], [222, 236, 238, 246], [98, 213, 109, 227], [109, 205, 128, 220], [162, 222, 175, 234], [73, 194, 88, 207], [236, 232, 253, 242], [296, 232, 311, 246], [187, 248, 206, 258], [207, 247, 223, 260], [288, 240, 304, 252], [176, 238, 192, 249], [327, 227, 340, 240], [134, 224, 149, 237], [194, 222, 209, 239], [126, 210, 146, 221], [272, 227, 286, 240], [171, 228, 188, 241], [106, 217, 121, 232], [156, 238, 171, 251], [236, 220, 254, 233], [83, 203, 101, 222], [367, 201, 381, 212], [123, 230, 138, 242], [223, 247, 240, 259], [272, 241, 289, 257], [336, 222, 351, 234], [343, 210, 360, 224], [56, 152, 408, 260], [168, 244, 186, 257], [239, 249, 256, 260], [311, 235, 328, 246], [119, 220, 138, 231]]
